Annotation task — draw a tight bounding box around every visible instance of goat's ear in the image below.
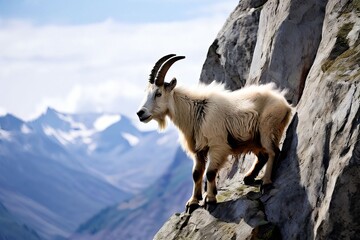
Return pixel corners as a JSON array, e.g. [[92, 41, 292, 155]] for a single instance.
[[165, 77, 177, 92]]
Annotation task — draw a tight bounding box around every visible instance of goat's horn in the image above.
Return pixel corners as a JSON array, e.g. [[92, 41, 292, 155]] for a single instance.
[[149, 54, 176, 84], [155, 56, 185, 86]]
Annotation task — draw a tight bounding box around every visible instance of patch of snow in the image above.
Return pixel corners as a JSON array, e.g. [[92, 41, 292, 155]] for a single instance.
[[43, 126, 68, 145], [0, 129, 12, 140], [21, 124, 32, 134], [56, 112, 87, 131], [122, 133, 139, 146], [94, 114, 121, 131], [43, 124, 95, 145]]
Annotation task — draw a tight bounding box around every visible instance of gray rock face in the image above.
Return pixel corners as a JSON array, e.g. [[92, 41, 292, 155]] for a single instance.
[[200, 0, 267, 90], [248, 0, 327, 104], [155, 0, 359, 239]]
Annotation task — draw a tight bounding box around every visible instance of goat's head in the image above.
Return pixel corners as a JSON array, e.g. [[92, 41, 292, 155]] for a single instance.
[[137, 54, 185, 129]]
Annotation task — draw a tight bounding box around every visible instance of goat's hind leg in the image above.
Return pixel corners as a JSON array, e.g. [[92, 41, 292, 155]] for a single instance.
[[243, 151, 268, 185], [259, 108, 289, 192], [261, 144, 280, 192], [260, 135, 281, 193]]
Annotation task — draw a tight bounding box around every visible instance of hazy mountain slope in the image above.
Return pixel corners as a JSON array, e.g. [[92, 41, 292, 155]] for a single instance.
[[0, 201, 42, 240], [71, 147, 193, 240], [0, 113, 130, 239]]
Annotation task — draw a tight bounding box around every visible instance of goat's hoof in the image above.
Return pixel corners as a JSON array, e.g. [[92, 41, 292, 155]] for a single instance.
[[204, 196, 217, 212], [243, 176, 255, 185], [261, 183, 274, 194], [186, 203, 200, 214], [244, 176, 263, 186], [204, 200, 217, 212]]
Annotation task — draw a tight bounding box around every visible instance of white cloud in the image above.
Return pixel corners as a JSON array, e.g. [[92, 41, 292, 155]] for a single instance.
[[0, 1, 237, 121], [33, 79, 145, 120]]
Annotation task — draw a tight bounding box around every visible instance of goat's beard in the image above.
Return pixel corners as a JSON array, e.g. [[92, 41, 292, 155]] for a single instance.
[[155, 116, 167, 131]]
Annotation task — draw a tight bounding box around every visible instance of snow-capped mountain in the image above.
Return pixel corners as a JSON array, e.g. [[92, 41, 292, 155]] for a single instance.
[[29, 108, 179, 193], [0, 108, 181, 240]]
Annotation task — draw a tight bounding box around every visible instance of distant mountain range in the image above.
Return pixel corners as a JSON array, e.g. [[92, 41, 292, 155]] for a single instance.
[[0, 108, 192, 240]]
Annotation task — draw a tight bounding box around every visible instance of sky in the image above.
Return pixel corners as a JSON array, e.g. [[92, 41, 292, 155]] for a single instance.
[[0, 0, 239, 124]]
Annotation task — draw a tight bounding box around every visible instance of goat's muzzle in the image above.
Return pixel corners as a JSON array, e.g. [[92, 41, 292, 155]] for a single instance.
[[137, 109, 151, 122]]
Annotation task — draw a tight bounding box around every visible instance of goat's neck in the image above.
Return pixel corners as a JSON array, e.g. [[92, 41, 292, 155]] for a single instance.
[[168, 88, 198, 140]]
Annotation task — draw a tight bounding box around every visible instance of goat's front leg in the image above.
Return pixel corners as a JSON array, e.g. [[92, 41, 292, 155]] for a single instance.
[[186, 151, 206, 213], [205, 149, 227, 206]]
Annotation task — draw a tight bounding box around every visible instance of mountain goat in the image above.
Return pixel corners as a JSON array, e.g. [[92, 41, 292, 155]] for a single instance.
[[137, 54, 292, 211]]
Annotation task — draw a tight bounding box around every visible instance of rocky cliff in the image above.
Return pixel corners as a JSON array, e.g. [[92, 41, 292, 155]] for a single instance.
[[155, 0, 359, 239]]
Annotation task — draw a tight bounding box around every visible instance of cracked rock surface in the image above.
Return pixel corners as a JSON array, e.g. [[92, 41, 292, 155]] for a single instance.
[[155, 184, 280, 240]]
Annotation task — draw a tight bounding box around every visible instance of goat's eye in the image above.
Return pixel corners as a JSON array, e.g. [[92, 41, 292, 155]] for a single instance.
[[155, 92, 162, 98]]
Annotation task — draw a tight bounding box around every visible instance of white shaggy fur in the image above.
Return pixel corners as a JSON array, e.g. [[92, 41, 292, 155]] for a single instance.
[[137, 60, 292, 208]]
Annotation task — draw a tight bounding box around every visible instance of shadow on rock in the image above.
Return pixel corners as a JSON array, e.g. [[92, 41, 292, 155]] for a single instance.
[[263, 114, 314, 239]]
